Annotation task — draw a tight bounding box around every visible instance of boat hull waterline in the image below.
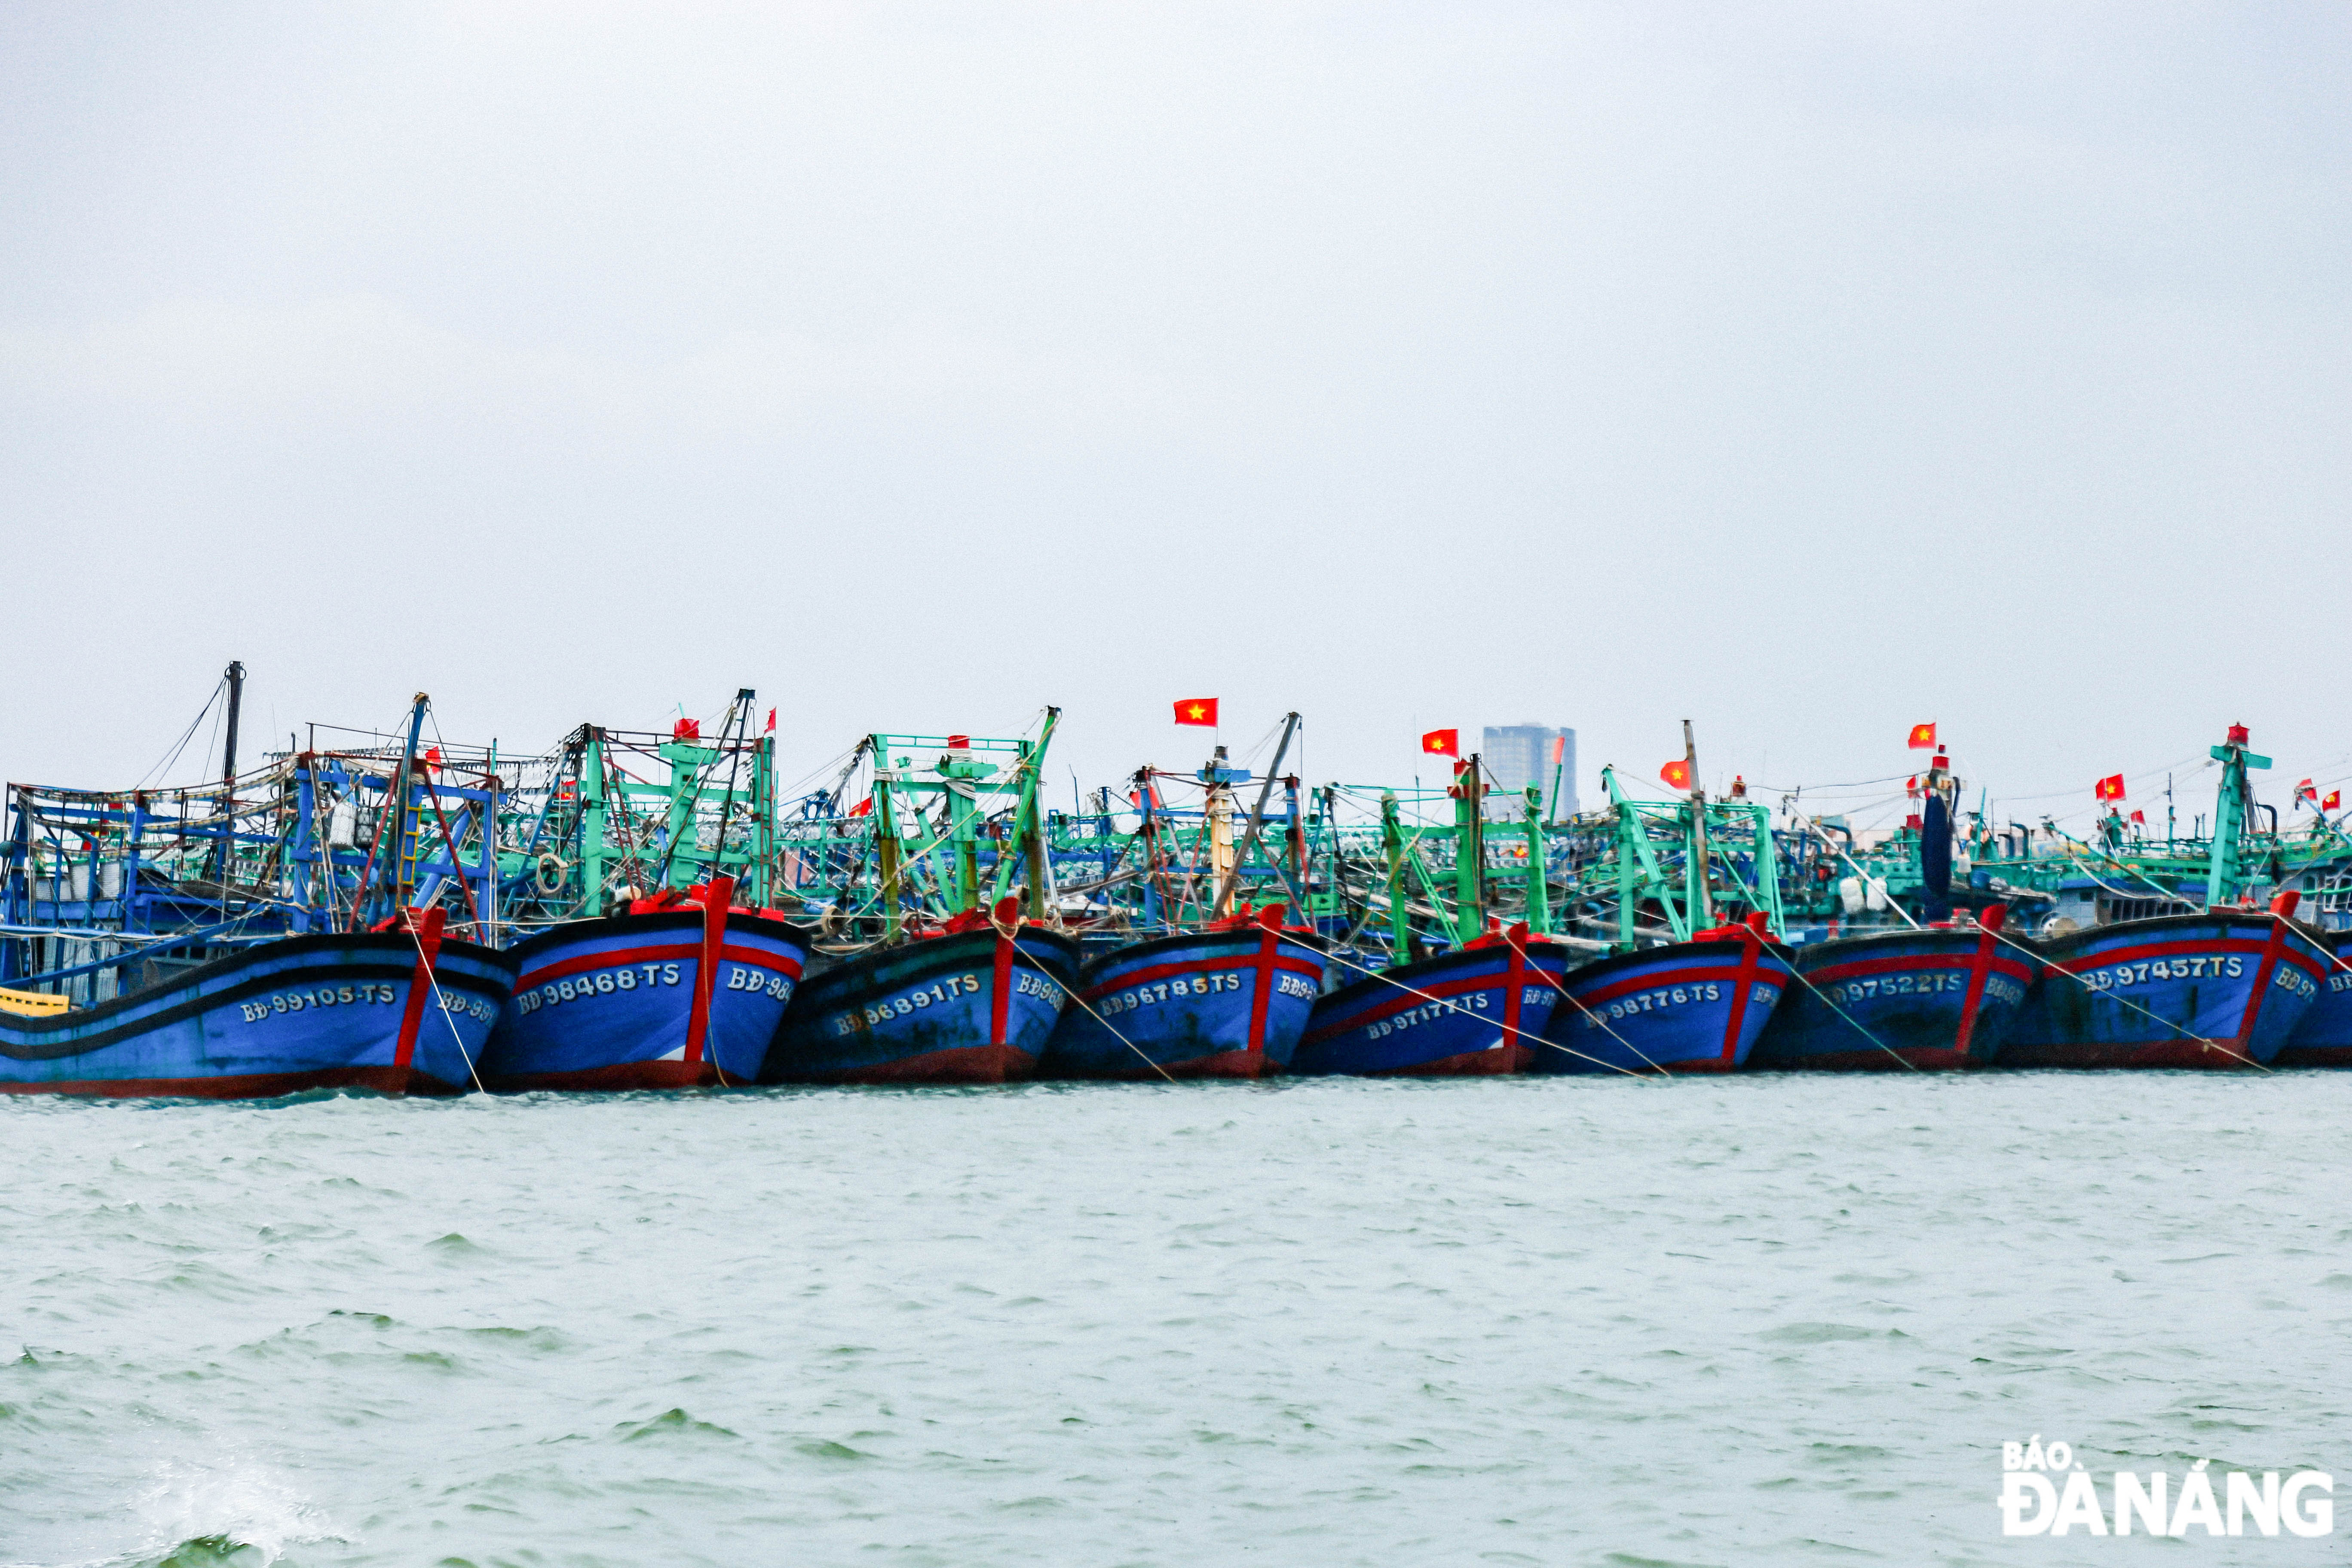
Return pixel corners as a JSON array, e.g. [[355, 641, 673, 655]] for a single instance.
[[1752, 923, 2040, 1070], [2277, 930, 2352, 1068], [1292, 934, 1571, 1077], [1537, 930, 1794, 1075], [482, 901, 810, 1090], [1041, 923, 1326, 1080], [2002, 912, 2328, 1069], [764, 924, 1082, 1084], [0, 915, 514, 1098]]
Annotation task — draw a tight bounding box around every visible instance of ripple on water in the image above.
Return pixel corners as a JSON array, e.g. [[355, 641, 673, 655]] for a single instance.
[[3, 1075, 2350, 1565]]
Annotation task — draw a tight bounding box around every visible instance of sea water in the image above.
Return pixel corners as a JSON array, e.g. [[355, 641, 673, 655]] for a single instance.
[[4, 1073, 2347, 1567]]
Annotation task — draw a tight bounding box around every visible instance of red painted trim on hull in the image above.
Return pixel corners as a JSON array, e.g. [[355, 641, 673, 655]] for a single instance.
[[1079, 952, 1322, 1001], [0, 1065, 465, 1099], [1572, 962, 1757, 1010], [1806, 952, 2036, 984], [1660, 1057, 1738, 1075], [487, 1059, 723, 1092], [519, 940, 801, 991], [831, 1043, 1037, 1085]]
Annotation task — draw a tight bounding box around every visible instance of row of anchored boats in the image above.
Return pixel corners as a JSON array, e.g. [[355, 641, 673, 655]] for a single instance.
[[6, 680, 2348, 1095], [3, 886, 2344, 1096]]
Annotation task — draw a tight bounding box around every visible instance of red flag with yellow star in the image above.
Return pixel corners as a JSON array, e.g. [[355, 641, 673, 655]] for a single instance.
[[1173, 698, 1219, 727], [1421, 728, 1459, 758], [1660, 759, 1693, 790]]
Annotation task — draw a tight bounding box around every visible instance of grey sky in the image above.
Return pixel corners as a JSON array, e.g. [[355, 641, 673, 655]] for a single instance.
[[4, 3, 2346, 836]]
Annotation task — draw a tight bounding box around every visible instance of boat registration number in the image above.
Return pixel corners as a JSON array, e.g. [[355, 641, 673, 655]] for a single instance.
[[1100, 971, 1242, 1017], [516, 963, 684, 1016], [2272, 965, 2318, 1002], [239, 983, 398, 1022], [238, 985, 495, 1025], [1831, 971, 1965, 1004], [2081, 955, 2242, 990], [835, 973, 983, 1035], [1573, 981, 1723, 1028]]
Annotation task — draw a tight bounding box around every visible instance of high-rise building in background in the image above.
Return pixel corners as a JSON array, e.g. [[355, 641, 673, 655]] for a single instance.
[[1480, 725, 1577, 815]]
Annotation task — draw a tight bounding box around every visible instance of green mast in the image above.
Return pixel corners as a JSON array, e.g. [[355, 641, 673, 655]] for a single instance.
[[1451, 755, 1485, 944], [2204, 723, 2271, 909], [1381, 791, 1412, 959], [1521, 784, 1550, 935], [579, 726, 609, 914], [990, 706, 1061, 916]]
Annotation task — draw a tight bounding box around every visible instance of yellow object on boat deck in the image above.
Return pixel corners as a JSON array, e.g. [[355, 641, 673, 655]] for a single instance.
[[0, 986, 70, 1017]]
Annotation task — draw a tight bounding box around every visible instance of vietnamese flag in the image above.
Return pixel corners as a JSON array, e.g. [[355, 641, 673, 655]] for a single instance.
[[1421, 728, 1459, 758], [1660, 759, 1693, 791], [1907, 722, 1937, 750], [848, 796, 872, 818], [2295, 777, 2316, 802], [2129, 809, 2146, 824], [2093, 772, 2126, 802], [2328, 790, 2343, 812], [1174, 698, 1219, 727]]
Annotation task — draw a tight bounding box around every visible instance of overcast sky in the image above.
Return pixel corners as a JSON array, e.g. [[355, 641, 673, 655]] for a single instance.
[[3, 3, 2346, 836]]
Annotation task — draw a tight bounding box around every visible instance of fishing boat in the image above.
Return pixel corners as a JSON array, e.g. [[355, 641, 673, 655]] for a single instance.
[[2001, 899, 2327, 1069], [0, 910, 514, 1097], [1292, 919, 1567, 1076], [762, 720, 1084, 1084], [478, 698, 812, 1089], [482, 877, 810, 1090], [1749, 909, 2039, 1070], [1038, 904, 1326, 1079], [1532, 741, 1798, 1075], [2276, 929, 2352, 1066], [764, 899, 1080, 1083], [1998, 729, 2334, 1069], [1537, 914, 1793, 1074]]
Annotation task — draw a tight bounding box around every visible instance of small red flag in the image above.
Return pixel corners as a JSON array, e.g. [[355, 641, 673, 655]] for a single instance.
[[2129, 809, 2146, 824], [848, 796, 872, 818], [765, 707, 776, 734], [1174, 698, 1219, 727], [2328, 790, 2343, 812], [2295, 777, 2315, 801], [1660, 759, 1692, 790], [423, 746, 442, 771], [1548, 735, 1566, 766], [673, 717, 700, 741], [1905, 775, 1920, 797], [1422, 728, 1459, 758], [1907, 722, 1937, 750], [2094, 772, 2126, 802]]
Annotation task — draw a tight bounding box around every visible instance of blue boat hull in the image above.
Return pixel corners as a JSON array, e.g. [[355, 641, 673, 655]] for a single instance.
[[2278, 930, 2352, 1067], [1751, 925, 2040, 1070], [1039, 925, 1326, 1079], [2003, 912, 2327, 1069], [1536, 934, 1793, 1075], [764, 925, 1081, 1084], [0, 926, 514, 1097], [483, 907, 810, 1090], [1291, 937, 1570, 1077]]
